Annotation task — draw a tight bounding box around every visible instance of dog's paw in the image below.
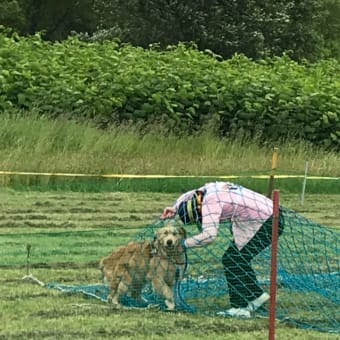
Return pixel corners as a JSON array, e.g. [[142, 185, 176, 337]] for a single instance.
[[164, 300, 176, 311]]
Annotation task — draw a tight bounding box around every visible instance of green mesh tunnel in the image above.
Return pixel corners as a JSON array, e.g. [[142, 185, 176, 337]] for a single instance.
[[46, 208, 339, 334], [135, 209, 339, 333]]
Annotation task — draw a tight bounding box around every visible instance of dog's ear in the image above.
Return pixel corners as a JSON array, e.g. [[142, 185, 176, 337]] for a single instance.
[[178, 226, 187, 239], [145, 242, 154, 258]]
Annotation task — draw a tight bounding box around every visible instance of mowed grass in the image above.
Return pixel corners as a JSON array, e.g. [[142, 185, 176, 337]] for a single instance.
[[0, 114, 339, 338], [0, 188, 339, 339]]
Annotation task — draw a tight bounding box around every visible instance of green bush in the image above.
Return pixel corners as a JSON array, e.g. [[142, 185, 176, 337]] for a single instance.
[[0, 32, 339, 149]]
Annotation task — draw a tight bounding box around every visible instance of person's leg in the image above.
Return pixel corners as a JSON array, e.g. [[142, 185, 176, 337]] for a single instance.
[[240, 212, 285, 301], [222, 213, 285, 307], [222, 242, 258, 308]]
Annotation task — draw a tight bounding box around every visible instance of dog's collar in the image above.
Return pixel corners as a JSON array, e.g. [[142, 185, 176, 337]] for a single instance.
[[150, 245, 158, 256], [150, 241, 158, 256]]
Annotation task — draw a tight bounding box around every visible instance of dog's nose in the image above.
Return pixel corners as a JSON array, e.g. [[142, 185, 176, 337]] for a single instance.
[[167, 239, 173, 246]]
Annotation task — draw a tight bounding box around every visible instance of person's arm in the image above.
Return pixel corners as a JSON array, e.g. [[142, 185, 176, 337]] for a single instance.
[[184, 197, 222, 248], [160, 189, 197, 220], [184, 222, 218, 248]]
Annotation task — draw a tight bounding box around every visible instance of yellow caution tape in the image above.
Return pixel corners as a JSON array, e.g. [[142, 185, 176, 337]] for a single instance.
[[0, 171, 338, 180]]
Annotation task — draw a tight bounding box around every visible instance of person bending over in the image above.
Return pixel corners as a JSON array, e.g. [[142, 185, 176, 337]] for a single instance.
[[161, 181, 285, 318]]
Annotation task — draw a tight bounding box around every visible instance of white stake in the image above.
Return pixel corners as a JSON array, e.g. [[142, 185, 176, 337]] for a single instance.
[[301, 161, 309, 205]]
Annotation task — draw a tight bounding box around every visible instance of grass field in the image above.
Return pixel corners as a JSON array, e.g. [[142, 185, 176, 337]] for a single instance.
[[0, 188, 339, 339], [0, 115, 339, 338]]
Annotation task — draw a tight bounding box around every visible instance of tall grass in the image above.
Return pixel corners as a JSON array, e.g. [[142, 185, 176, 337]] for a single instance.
[[0, 114, 339, 177]]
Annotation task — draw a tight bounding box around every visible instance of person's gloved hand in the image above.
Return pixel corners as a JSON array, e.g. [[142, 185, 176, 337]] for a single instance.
[[161, 206, 176, 219]]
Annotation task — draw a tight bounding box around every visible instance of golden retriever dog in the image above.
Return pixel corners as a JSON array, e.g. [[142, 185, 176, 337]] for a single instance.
[[99, 223, 187, 310]]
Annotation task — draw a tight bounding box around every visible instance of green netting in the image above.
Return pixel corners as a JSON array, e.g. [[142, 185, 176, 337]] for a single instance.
[[41, 207, 339, 333]]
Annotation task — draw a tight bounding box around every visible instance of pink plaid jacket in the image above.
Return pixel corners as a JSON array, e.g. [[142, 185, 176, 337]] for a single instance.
[[174, 182, 273, 250]]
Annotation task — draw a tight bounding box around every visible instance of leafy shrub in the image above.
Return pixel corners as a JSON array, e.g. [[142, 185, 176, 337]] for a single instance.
[[0, 32, 339, 149]]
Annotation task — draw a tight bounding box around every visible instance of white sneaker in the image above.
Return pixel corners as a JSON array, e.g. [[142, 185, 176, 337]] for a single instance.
[[247, 292, 270, 312], [217, 307, 251, 318]]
